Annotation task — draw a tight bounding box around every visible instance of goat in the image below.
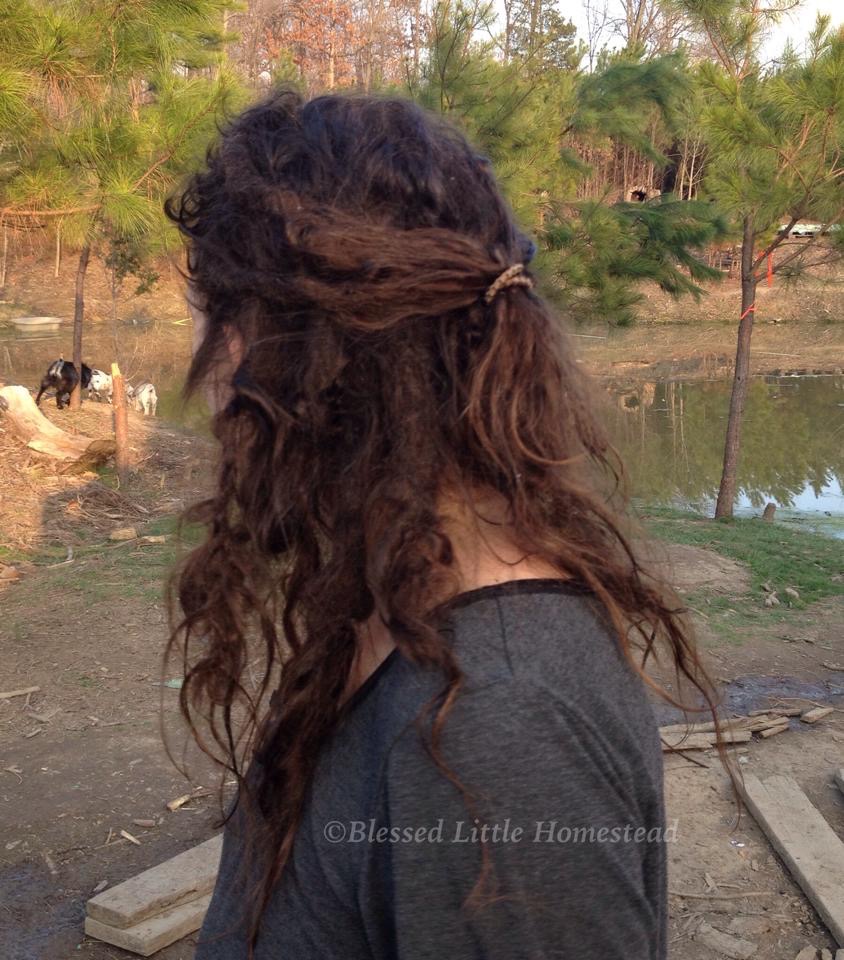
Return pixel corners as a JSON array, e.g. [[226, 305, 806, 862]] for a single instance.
[[35, 359, 92, 409]]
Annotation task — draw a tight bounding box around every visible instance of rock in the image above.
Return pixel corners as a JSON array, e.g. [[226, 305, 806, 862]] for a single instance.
[[785, 586, 800, 600], [109, 526, 138, 541], [764, 593, 780, 607], [694, 921, 757, 959], [0, 565, 20, 581], [820, 950, 832, 960], [762, 503, 776, 521], [795, 948, 818, 960]]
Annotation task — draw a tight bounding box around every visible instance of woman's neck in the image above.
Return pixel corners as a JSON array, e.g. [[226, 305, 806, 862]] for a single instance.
[[342, 489, 565, 704]]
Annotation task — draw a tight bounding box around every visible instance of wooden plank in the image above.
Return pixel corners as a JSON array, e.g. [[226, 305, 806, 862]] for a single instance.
[[759, 721, 790, 739], [801, 707, 834, 724], [85, 892, 211, 957], [661, 732, 715, 751], [739, 774, 844, 946], [661, 728, 752, 751], [659, 717, 753, 737], [87, 835, 222, 929]]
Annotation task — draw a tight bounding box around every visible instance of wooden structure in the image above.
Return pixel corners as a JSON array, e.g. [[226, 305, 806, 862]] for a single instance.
[[740, 774, 844, 947]]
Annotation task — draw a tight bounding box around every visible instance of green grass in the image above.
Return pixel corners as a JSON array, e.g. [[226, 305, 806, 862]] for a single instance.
[[640, 504, 844, 641], [12, 515, 204, 606]]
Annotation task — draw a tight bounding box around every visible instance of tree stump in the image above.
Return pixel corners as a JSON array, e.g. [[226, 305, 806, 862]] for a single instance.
[[0, 385, 115, 467]]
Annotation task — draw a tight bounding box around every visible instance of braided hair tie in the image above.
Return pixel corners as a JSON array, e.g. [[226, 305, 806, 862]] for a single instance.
[[483, 263, 534, 304]]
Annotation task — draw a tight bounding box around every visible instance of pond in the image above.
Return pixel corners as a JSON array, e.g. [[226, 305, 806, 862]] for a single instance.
[[3, 322, 843, 536], [604, 374, 844, 538]]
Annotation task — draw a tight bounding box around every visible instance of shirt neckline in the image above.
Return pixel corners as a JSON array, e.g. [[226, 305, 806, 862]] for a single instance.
[[340, 578, 589, 715], [440, 577, 590, 613]]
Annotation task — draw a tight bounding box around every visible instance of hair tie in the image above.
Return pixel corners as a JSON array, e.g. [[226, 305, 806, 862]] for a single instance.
[[483, 263, 533, 304]]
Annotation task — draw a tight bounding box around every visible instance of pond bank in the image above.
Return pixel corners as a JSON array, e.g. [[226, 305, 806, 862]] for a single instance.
[[575, 318, 844, 381]]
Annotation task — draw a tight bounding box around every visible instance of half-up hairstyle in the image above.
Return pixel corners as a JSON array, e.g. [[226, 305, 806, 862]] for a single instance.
[[164, 89, 719, 953]]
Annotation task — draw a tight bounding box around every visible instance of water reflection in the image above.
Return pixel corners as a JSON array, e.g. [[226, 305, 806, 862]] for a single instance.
[[604, 375, 844, 531]]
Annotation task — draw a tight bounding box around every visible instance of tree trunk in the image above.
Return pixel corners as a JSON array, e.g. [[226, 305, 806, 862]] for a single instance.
[[70, 243, 91, 411], [715, 215, 756, 519], [327, 0, 336, 89]]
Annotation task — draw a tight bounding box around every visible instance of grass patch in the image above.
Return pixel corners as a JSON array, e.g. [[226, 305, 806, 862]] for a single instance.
[[11, 515, 205, 606], [639, 504, 844, 641]]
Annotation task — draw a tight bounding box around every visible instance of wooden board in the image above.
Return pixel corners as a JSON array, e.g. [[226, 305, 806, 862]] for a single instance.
[[739, 774, 844, 946], [85, 892, 211, 956], [661, 728, 752, 751], [87, 834, 222, 929]]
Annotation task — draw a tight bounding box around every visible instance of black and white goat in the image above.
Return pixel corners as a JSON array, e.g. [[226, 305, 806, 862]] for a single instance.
[[35, 359, 92, 409]]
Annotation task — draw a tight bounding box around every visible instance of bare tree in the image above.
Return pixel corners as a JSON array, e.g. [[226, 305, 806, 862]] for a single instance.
[[583, 0, 612, 71]]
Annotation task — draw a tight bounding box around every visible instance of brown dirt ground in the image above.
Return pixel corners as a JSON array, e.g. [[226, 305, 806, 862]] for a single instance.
[[1, 257, 843, 958]]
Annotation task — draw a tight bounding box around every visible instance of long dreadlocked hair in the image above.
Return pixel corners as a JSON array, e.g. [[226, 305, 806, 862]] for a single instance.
[[164, 89, 720, 953]]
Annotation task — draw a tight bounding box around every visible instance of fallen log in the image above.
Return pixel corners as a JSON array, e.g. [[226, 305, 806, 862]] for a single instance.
[[0, 385, 114, 467]]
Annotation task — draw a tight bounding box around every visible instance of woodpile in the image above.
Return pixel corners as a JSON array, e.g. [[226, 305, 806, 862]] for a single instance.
[[660, 705, 836, 753]]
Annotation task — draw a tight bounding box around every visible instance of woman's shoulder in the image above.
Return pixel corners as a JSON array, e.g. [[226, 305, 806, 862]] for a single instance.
[[445, 579, 634, 693]]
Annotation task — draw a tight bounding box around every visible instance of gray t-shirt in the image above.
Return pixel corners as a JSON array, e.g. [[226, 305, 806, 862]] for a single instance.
[[195, 580, 666, 959]]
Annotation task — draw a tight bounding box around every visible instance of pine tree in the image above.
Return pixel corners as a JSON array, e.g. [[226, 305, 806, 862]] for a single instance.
[[415, 5, 727, 323], [670, 0, 844, 517], [0, 0, 243, 408]]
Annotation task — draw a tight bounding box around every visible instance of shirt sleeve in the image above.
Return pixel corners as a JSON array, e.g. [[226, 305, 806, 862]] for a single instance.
[[360, 681, 665, 960]]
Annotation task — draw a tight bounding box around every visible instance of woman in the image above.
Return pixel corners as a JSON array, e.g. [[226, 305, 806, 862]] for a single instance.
[[165, 90, 713, 959]]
